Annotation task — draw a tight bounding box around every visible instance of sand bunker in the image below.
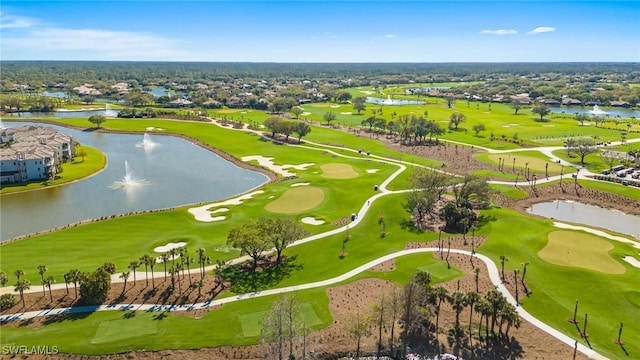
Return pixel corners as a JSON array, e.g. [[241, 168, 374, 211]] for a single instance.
[[301, 112, 311, 116], [265, 187, 325, 214], [320, 163, 359, 179], [301, 217, 325, 225], [145, 127, 165, 131], [366, 169, 379, 173], [538, 231, 625, 274], [188, 190, 264, 222], [154, 242, 187, 253], [242, 155, 314, 177], [291, 182, 310, 187], [623, 256, 640, 268], [330, 105, 340, 108], [340, 112, 352, 115]]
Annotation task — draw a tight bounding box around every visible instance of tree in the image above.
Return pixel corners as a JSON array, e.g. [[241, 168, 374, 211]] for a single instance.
[[290, 106, 303, 119], [227, 219, 271, 270], [280, 121, 296, 141], [14, 279, 31, 307], [14, 269, 24, 281], [465, 291, 481, 338], [500, 255, 509, 282], [531, 105, 550, 121], [79, 265, 111, 305], [433, 285, 449, 336], [129, 260, 139, 284], [353, 97, 366, 114], [88, 114, 106, 128], [0, 293, 16, 311], [575, 113, 589, 126], [197, 248, 209, 279], [347, 308, 371, 358], [566, 138, 598, 165], [472, 123, 486, 136], [264, 116, 283, 138], [512, 99, 523, 115], [0, 271, 8, 287], [449, 291, 466, 332], [160, 253, 170, 280], [140, 254, 153, 287], [65, 269, 82, 298], [44, 276, 55, 302], [294, 122, 311, 142], [262, 294, 301, 360], [362, 116, 377, 131], [37, 265, 48, 295], [119, 271, 130, 293], [336, 91, 352, 103], [449, 112, 466, 130], [486, 289, 507, 336], [323, 111, 336, 125], [260, 218, 309, 264], [406, 169, 451, 228]]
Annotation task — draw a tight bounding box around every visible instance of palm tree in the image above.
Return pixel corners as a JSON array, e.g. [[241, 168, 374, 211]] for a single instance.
[[0, 271, 8, 287], [183, 255, 194, 285], [465, 291, 481, 340], [475, 298, 491, 339], [63, 272, 71, 294], [193, 279, 203, 297], [37, 265, 48, 295], [499, 255, 509, 283], [474, 267, 480, 293], [433, 286, 449, 334], [14, 279, 31, 307], [486, 289, 506, 336], [147, 256, 157, 290], [501, 303, 521, 339], [160, 253, 170, 280], [449, 291, 466, 333], [129, 261, 139, 284], [14, 269, 24, 281], [44, 276, 55, 302], [69, 269, 82, 299], [140, 254, 153, 287], [197, 248, 207, 279], [119, 271, 130, 293]]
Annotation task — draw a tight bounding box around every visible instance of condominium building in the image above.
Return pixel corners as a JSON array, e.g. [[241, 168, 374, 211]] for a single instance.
[[0, 126, 75, 184]]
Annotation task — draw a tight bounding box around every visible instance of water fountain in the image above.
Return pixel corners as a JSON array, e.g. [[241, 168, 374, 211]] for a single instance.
[[109, 160, 149, 189], [589, 105, 608, 117], [105, 103, 118, 117], [135, 132, 159, 152], [383, 94, 394, 105]]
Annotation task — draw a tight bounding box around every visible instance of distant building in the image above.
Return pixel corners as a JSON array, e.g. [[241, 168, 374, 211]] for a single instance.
[[0, 126, 75, 184], [165, 98, 194, 108]]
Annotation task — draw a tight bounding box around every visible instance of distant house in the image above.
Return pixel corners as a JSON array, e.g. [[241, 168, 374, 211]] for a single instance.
[[562, 98, 582, 106], [166, 98, 194, 108], [586, 100, 603, 106], [202, 99, 222, 109], [610, 100, 630, 107], [541, 99, 561, 105], [298, 99, 312, 104], [226, 96, 244, 108]]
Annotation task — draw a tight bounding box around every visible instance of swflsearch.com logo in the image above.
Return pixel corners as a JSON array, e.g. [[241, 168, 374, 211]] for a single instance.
[[2, 345, 59, 355]]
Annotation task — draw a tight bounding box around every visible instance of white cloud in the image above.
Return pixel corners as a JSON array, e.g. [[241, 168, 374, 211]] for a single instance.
[[0, 12, 39, 29], [480, 29, 518, 35], [528, 26, 556, 34], [383, 34, 397, 39]]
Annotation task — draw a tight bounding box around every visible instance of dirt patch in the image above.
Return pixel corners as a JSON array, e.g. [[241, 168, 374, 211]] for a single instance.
[[370, 259, 396, 271]]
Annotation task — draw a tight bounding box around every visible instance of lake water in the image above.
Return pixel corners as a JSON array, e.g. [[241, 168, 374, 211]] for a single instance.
[[366, 97, 426, 106], [527, 200, 640, 239], [4, 109, 120, 118], [147, 87, 184, 98], [549, 107, 640, 119], [0, 121, 268, 241]]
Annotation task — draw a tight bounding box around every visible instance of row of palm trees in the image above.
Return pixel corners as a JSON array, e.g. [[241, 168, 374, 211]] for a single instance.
[[0, 246, 219, 309]]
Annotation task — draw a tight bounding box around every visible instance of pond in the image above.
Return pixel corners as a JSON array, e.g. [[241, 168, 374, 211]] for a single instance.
[[527, 200, 640, 239], [366, 96, 426, 106], [549, 106, 640, 119], [0, 121, 269, 241]]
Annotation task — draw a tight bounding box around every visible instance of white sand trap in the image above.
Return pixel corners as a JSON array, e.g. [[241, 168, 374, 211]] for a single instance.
[[242, 155, 314, 177], [330, 105, 340, 108], [301, 217, 324, 225], [623, 256, 640, 268], [145, 127, 165, 131], [543, 124, 556, 127], [301, 112, 311, 116], [291, 182, 310, 187], [154, 242, 187, 253], [360, 90, 374, 95], [366, 169, 379, 173], [509, 123, 520, 126], [501, 125, 511, 128], [340, 112, 352, 115], [188, 190, 264, 222], [578, 123, 592, 126]]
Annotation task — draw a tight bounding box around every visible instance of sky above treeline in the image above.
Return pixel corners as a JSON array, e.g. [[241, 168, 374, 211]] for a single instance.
[[1, 1, 639, 62]]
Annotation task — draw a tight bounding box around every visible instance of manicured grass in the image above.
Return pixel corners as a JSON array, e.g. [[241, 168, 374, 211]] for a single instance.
[[478, 207, 640, 359], [489, 184, 529, 199], [539, 231, 625, 274], [238, 303, 321, 337], [320, 163, 359, 179], [476, 150, 564, 174], [92, 317, 158, 344], [579, 179, 640, 201], [264, 186, 325, 214], [0, 145, 105, 194]]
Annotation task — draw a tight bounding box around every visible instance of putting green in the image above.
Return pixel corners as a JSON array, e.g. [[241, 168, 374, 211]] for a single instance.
[[238, 303, 322, 337], [320, 163, 359, 179], [92, 316, 158, 344], [487, 154, 563, 173], [264, 186, 324, 214], [538, 231, 625, 274]]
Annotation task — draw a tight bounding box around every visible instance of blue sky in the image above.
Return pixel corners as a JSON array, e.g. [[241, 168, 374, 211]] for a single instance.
[[1, 1, 639, 62]]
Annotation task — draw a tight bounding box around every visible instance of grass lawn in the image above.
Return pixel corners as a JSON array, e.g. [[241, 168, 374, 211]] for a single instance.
[[264, 186, 325, 214], [539, 231, 625, 274], [0, 145, 106, 194]]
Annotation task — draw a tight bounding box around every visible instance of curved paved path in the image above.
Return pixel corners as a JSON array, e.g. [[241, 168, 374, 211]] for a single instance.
[[0, 248, 607, 359], [3, 118, 634, 359]]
